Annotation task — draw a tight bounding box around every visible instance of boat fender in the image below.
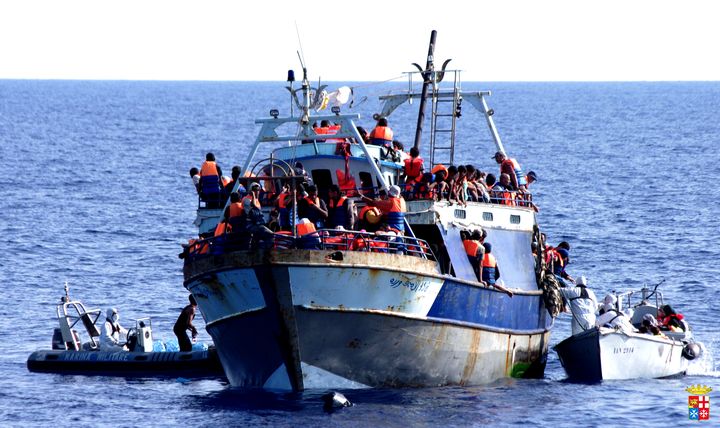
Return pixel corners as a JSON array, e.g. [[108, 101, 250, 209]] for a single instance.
[[322, 391, 353, 413], [682, 342, 701, 360], [540, 273, 564, 318]]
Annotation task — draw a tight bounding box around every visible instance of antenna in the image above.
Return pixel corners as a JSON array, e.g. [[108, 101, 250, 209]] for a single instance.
[[294, 22, 307, 79]]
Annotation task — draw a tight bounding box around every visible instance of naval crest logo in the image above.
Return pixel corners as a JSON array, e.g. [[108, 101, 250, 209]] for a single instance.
[[686, 385, 712, 421]]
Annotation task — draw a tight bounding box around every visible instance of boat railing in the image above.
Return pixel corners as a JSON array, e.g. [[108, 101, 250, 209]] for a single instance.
[[185, 229, 435, 262]]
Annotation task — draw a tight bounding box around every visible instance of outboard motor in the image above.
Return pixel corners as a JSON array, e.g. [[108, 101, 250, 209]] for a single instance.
[[682, 342, 702, 360]]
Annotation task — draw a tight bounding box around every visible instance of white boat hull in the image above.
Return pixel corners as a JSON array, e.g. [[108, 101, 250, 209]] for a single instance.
[[554, 327, 688, 381]]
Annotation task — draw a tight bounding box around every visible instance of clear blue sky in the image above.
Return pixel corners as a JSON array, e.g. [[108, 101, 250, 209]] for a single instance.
[[1, 0, 718, 81]]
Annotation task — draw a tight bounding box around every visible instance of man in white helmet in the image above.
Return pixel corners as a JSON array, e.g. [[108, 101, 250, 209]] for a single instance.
[[559, 275, 598, 335], [99, 307, 128, 351]]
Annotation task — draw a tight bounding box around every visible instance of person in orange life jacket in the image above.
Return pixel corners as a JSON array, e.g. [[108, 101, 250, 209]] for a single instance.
[[402, 147, 424, 189], [224, 192, 247, 233], [658, 304, 686, 332], [492, 151, 527, 191], [174, 295, 198, 352], [314, 119, 331, 142], [327, 184, 354, 230], [275, 184, 296, 231], [360, 185, 406, 233], [297, 184, 328, 228], [199, 152, 223, 208], [462, 229, 486, 282], [189, 167, 201, 194], [368, 117, 394, 147], [413, 172, 435, 200], [481, 242, 500, 286]]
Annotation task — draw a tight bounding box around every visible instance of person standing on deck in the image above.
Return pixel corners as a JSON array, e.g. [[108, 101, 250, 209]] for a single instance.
[[559, 275, 598, 335], [402, 147, 424, 191], [368, 117, 394, 147], [199, 152, 224, 208], [493, 151, 526, 191], [174, 295, 199, 352], [297, 185, 328, 229]]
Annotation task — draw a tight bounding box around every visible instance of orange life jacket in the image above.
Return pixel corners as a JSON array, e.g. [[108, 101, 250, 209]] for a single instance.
[[335, 169, 357, 196], [228, 202, 244, 218], [296, 222, 316, 236], [214, 221, 231, 237], [464, 240, 481, 257], [200, 161, 219, 177], [277, 192, 289, 209], [369, 126, 393, 142], [404, 157, 424, 182]]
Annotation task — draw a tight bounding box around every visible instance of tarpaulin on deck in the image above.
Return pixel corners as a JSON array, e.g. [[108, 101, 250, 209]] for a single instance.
[[441, 224, 479, 282]]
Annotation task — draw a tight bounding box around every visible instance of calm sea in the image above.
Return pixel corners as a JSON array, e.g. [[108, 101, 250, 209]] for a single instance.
[[1, 80, 718, 426]]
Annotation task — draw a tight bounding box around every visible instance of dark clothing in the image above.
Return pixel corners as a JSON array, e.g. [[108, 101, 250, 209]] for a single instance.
[[297, 197, 328, 228], [173, 304, 198, 352]]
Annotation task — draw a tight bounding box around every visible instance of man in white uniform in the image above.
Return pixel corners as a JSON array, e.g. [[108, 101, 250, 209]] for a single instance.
[[99, 308, 128, 351], [559, 275, 598, 335]]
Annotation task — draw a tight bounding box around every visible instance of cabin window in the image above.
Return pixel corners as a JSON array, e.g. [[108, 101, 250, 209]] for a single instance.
[[311, 169, 332, 201], [454, 209, 466, 219], [483, 212, 493, 221], [510, 214, 521, 224]]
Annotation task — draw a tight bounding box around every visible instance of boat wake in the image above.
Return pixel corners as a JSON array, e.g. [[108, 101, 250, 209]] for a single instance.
[[686, 340, 718, 377]]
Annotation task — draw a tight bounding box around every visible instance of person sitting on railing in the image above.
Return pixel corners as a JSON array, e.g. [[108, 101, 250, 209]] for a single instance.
[[412, 172, 435, 200], [467, 168, 490, 203], [525, 171, 537, 190], [490, 173, 515, 205], [327, 184, 354, 230], [451, 165, 469, 206], [298, 184, 328, 229], [444, 166, 458, 202], [360, 185, 406, 234], [368, 117, 394, 147], [429, 168, 448, 201], [493, 151, 527, 191], [199, 152, 223, 208], [189, 167, 201, 194], [222, 166, 243, 202]]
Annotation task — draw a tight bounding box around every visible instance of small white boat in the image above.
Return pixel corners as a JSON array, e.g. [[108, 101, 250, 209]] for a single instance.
[[27, 285, 224, 378], [554, 285, 701, 382]]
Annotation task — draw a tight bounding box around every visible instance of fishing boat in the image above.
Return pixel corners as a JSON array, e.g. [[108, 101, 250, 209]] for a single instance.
[[554, 285, 702, 382], [27, 285, 224, 377], [182, 31, 560, 390]]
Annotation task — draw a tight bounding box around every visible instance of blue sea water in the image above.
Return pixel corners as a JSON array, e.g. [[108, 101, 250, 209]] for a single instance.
[[1, 80, 719, 426]]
